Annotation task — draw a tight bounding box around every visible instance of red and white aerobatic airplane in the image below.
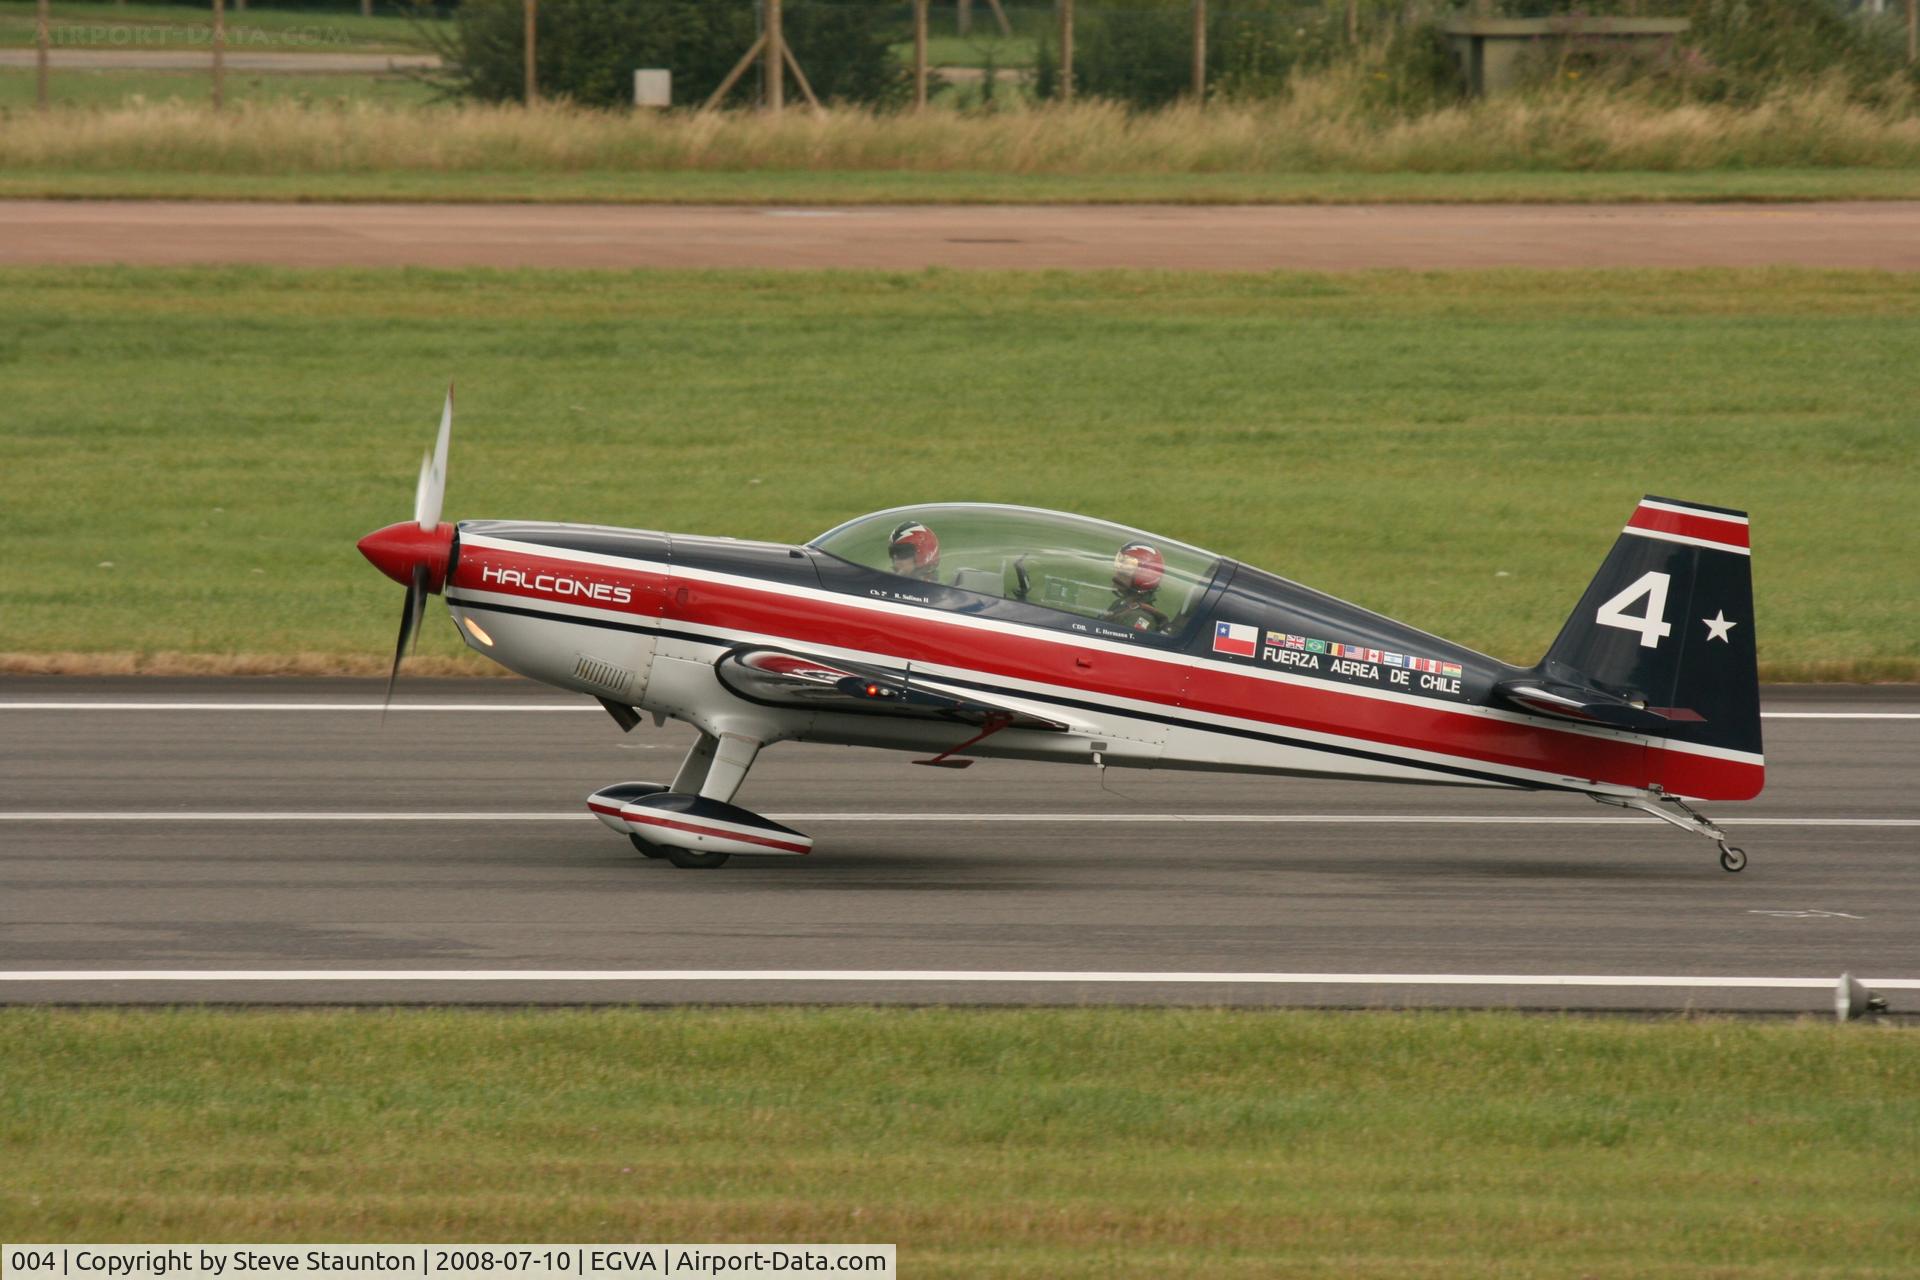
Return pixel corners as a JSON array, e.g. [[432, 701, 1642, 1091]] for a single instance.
[[359, 391, 1763, 871]]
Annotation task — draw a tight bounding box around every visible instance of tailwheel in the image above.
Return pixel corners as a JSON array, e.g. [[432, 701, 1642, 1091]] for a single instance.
[[1592, 791, 1750, 875], [627, 833, 665, 860], [663, 848, 732, 870]]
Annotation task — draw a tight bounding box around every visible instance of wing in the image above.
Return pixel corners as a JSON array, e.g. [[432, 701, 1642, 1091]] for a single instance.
[[713, 646, 1069, 732]]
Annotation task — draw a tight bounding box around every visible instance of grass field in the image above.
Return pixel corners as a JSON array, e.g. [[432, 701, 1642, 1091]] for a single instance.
[[0, 67, 434, 108], [0, 0, 429, 51], [3, 1008, 1916, 1276], [0, 266, 1914, 679], [896, 32, 1043, 69]]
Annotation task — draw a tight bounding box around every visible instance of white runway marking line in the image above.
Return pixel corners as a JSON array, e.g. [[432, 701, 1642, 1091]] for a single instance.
[[1, 702, 1914, 720], [1, 812, 1914, 826], [2, 969, 1916, 989]]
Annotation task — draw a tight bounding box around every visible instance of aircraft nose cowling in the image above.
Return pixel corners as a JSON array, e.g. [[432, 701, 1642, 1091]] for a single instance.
[[358, 521, 454, 592]]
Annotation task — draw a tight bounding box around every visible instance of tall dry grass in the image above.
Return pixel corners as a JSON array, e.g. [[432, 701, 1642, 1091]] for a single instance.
[[6, 74, 1920, 174]]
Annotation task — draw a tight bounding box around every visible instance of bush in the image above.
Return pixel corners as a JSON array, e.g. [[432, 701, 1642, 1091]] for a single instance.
[[1357, 19, 1467, 115], [1034, 0, 1353, 108], [1682, 0, 1917, 103], [1501, 0, 1918, 107], [428, 0, 908, 110]]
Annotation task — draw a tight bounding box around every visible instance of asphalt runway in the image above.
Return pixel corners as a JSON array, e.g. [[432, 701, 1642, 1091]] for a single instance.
[[5, 201, 1919, 271], [2, 677, 1915, 1013]]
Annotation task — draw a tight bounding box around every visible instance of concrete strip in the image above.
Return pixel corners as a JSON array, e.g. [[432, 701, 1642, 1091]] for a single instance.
[[3, 201, 1919, 271]]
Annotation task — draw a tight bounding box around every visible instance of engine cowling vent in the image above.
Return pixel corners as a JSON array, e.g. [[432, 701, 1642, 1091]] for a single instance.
[[573, 654, 635, 698]]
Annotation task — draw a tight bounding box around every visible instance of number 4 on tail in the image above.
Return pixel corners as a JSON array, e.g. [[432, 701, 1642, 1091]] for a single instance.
[[1596, 570, 1672, 648]]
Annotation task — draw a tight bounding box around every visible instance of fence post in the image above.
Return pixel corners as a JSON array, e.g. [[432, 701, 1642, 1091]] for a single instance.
[[913, 0, 929, 109], [523, 0, 537, 103], [766, 0, 784, 113], [211, 0, 225, 110], [35, 0, 48, 111], [1192, 0, 1206, 101], [1059, 0, 1074, 100], [1909, 0, 1916, 65]]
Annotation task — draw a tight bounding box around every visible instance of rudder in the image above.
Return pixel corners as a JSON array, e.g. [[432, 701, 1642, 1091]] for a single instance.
[[1515, 496, 1763, 799]]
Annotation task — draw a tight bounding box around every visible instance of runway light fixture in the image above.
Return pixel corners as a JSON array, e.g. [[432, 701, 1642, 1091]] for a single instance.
[[1834, 972, 1890, 1021]]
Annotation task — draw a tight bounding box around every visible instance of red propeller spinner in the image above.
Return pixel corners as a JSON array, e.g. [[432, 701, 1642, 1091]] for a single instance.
[[357, 520, 453, 593]]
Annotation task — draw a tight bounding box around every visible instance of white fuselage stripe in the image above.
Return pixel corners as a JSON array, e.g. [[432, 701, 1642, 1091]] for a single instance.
[[0, 705, 1900, 720], [1, 969, 1913, 989], [0, 812, 1908, 826]]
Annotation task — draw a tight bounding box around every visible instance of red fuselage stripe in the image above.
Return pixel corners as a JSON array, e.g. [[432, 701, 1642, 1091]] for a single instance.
[[1627, 506, 1750, 550], [626, 811, 812, 854], [453, 541, 1762, 799]]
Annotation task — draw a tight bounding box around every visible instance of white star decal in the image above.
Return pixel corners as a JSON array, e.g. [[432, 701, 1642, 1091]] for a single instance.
[[1703, 610, 1737, 643]]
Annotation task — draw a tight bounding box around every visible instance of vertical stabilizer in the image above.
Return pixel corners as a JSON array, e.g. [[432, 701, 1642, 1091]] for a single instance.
[[1519, 496, 1763, 799]]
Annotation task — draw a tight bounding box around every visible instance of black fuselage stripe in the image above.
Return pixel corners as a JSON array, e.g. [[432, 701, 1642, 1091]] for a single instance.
[[448, 593, 1564, 793]]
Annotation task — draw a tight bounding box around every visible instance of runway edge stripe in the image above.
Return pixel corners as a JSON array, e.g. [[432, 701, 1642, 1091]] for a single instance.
[[3, 970, 1917, 989]]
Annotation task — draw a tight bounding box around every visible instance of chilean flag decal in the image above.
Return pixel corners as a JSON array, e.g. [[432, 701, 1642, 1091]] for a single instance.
[[1212, 621, 1258, 658]]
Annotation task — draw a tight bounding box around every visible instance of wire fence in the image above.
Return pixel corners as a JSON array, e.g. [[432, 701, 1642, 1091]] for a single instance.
[[6, 0, 1914, 111]]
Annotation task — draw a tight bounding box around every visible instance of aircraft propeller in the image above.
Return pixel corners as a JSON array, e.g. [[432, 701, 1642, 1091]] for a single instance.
[[357, 384, 457, 716]]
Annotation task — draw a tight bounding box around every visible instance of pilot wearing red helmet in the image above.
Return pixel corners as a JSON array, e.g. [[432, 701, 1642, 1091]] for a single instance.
[[1105, 542, 1169, 633], [888, 520, 941, 583]]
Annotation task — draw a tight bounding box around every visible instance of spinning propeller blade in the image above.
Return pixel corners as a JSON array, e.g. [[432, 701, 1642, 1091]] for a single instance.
[[415, 384, 452, 532], [382, 564, 430, 719], [361, 383, 457, 719]]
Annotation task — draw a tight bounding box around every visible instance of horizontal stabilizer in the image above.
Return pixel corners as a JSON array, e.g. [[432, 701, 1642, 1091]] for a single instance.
[[1494, 675, 1702, 732]]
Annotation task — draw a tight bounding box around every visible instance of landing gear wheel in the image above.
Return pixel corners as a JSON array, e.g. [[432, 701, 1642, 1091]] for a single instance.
[[1718, 843, 1747, 873], [627, 833, 665, 860], [663, 847, 732, 870]]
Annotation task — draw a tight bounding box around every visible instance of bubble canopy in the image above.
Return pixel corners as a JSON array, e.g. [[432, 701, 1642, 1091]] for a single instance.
[[809, 503, 1224, 635]]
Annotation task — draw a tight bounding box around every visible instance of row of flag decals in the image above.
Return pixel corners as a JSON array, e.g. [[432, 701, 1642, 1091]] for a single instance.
[[1212, 621, 1461, 678]]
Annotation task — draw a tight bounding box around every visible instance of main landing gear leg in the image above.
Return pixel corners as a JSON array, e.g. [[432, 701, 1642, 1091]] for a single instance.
[[696, 732, 762, 806], [670, 731, 721, 796], [644, 730, 765, 869], [621, 731, 727, 863], [1591, 790, 1747, 873]]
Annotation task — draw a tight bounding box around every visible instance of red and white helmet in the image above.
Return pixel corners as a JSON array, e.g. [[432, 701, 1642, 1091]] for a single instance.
[[888, 521, 940, 576], [1113, 542, 1165, 594]]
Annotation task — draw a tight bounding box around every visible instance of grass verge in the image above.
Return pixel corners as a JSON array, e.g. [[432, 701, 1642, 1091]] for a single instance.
[[4, 89, 1920, 204], [9, 165, 1920, 204], [3, 1008, 1917, 1277], [1, 266, 1915, 679]]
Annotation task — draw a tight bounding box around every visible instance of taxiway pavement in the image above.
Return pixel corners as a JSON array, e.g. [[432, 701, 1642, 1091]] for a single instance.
[[2, 678, 1914, 1012], [4, 201, 1919, 271]]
